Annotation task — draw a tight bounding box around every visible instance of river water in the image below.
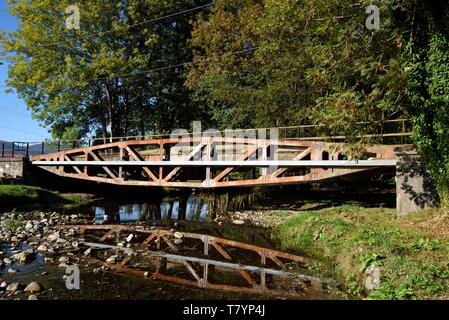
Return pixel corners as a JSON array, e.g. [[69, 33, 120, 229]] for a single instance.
[[1, 188, 373, 300]]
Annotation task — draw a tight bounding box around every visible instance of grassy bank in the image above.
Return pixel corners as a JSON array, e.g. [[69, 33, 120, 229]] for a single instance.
[[0, 185, 92, 211], [272, 205, 449, 300]]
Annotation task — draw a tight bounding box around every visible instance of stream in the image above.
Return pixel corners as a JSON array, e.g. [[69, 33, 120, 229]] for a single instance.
[[1, 188, 389, 300]]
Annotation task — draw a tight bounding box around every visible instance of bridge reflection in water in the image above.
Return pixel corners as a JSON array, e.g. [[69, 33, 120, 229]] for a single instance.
[[94, 197, 210, 224]]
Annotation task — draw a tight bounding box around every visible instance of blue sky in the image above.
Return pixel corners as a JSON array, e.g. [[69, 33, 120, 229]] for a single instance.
[[0, 1, 50, 142]]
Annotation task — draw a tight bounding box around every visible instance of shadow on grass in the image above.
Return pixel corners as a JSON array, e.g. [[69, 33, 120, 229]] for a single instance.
[[0, 185, 89, 211]]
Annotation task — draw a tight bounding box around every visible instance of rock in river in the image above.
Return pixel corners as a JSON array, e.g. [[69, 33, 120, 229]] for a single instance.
[[106, 255, 119, 264], [24, 282, 43, 293], [174, 232, 183, 239], [12, 250, 35, 264], [48, 232, 60, 242], [6, 282, 24, 292], [58, 256, 70, 263]]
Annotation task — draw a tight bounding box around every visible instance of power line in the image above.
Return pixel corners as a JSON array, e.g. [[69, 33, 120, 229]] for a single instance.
[[0, 123, 48, 138], [0, 47, 257, 86], [40, 2, 214, 49], [0, 106, 30, 118], [91, 47, 257, 82]]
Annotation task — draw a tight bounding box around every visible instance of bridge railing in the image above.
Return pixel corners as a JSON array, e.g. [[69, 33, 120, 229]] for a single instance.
[[0, 119, 412, 158]]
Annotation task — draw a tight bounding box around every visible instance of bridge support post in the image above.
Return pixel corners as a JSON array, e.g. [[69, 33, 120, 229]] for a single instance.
[[395, 148, 439, 217]]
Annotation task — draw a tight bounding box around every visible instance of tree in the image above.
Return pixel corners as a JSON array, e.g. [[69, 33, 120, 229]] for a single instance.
[[187, 0, 407, 141], [0, 0, 211, 141], [188, 0, 449, 205], [405, 0, 449, 205]]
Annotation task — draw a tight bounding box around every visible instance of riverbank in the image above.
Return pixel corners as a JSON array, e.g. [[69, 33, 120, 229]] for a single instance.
[[0, 205, 336, 300], [0, 185, 94, 211], [269, 205, 449, 300]]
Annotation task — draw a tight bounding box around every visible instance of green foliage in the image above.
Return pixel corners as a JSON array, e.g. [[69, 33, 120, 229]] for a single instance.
[[405, 1, 449, 206], [2, 218, 24, 230], [2, 0, 449, 207], [0, 0, 211, 139], [188, 0, 407, 139], [188, 0, 449, 205], [359, 253, 384, 272]]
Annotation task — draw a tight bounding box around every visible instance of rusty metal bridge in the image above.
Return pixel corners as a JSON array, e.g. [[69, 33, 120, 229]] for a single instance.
[[26, 121, 411, 189], [0, 121, 411, 188]]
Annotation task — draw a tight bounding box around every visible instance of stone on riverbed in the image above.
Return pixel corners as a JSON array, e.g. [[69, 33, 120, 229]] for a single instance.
[[37, 244, 48, 252], [28, 294, 38, 300], [174, 232, 183, 239], [126, 234, 134, 242], [232, 220, 245, 225], [6, 283, 24, 292], [106, 255, 119, 264], [83, 248, 92, 256], [12, 250, 35, 264], [58, 256, 70, 264], [24, 282, 43, 293], [48, 232, 60, 242]]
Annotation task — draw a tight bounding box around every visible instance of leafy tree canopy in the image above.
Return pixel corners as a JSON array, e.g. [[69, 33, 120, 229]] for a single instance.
[[0, 0, 212, 141]]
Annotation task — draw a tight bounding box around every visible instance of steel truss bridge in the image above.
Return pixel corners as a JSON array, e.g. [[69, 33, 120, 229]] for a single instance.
[[30, 134, 403, 189]]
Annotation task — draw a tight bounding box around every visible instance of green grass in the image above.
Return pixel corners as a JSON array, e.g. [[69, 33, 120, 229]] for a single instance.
[[0, 185, 91, 211], [272, 205, 449, 300], [2, 218, 24, 230]]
